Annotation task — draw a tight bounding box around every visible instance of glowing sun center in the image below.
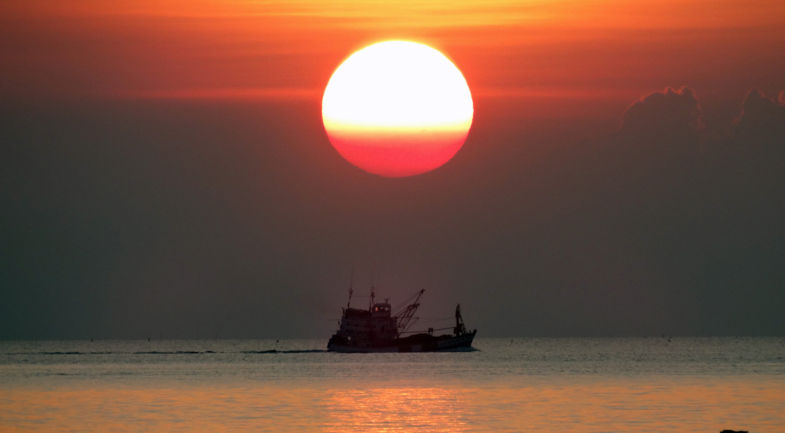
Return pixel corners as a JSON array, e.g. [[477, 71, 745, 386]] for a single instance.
[[322, 41, 474, 177]]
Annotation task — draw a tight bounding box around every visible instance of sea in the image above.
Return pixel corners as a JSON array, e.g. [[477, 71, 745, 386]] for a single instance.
[[1, 337, 784, 432]]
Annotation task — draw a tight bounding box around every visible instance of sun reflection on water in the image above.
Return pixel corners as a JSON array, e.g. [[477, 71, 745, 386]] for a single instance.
[[323, 387, 470, 433], [3, 379, 785, 432]]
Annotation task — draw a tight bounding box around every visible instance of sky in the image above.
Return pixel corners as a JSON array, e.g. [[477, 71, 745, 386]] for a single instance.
[[1, 0, 784, 339]]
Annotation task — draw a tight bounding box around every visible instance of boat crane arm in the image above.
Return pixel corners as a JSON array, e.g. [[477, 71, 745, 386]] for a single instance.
[[392, 289, 425, 315], [395, 289, 425, 334]]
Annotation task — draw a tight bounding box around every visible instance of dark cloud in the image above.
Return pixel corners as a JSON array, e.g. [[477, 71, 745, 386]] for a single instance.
[[733, 89, 785, 145], [584, 87, 785, 336], [620, 87, 704, 140]]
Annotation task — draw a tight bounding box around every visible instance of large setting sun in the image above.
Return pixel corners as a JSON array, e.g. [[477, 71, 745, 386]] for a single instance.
[[322, 40, 474, 177]]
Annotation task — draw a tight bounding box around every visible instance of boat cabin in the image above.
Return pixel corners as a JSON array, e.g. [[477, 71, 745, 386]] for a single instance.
[[337, 301, 398, 345], [371, 302, 391, 315]]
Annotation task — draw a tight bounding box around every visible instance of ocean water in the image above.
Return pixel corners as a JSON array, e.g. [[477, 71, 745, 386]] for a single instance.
[[1, 337, 784, 432]]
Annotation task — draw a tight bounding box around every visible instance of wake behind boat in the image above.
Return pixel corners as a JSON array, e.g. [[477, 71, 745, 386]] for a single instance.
[[327, 288, 477, 353]]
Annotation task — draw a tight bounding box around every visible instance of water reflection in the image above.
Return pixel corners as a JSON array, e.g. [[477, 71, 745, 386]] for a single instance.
[[323, 387, 469, 433], [3, 379, 785, 432]]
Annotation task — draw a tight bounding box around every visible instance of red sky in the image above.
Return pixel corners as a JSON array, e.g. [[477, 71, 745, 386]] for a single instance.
[[3, 0, 784, 125]]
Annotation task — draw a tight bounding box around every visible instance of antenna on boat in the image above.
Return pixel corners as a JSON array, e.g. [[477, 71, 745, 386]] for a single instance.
[[347, 267, 354, 309], [369, 269, 376, 310]]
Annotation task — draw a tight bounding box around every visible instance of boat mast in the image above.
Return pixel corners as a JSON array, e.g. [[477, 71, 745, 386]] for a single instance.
[[347, 268, 354, 309], [369, 270, 376, 310], [454, 304, 467, 335]]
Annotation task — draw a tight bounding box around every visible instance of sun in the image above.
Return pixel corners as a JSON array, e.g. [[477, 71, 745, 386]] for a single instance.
[[322, 40, 474, 177]]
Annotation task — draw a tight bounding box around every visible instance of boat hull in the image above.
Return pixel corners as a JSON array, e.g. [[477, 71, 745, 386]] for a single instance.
[[327, 330, 477, 353]]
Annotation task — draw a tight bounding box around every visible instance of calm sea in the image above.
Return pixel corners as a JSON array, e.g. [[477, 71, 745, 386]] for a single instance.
[[1, 338, 784, 432]]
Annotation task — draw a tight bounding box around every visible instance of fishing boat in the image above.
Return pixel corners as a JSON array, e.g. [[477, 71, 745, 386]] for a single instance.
[[327, 288, 477, 353]]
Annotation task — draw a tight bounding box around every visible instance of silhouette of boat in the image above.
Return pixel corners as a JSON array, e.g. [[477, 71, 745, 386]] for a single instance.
[[327, 288, 477, 353]]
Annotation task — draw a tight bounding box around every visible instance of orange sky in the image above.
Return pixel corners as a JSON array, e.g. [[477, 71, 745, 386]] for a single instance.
[[3, 0, 784, 117]]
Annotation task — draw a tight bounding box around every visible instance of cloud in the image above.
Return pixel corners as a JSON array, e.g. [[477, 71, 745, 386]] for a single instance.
[[620, 87, 704, 139], [733, 89, 785, 144]]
